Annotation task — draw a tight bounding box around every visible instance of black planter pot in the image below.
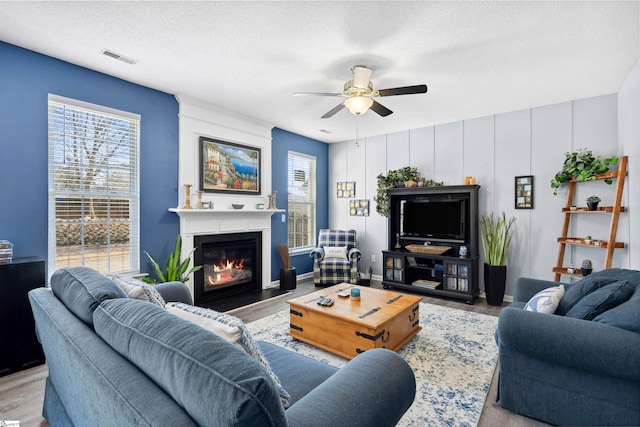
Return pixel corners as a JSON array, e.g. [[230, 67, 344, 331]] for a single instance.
[[587, 201, 599, 211], [280, 267, 297, 291], [484, 264, 507, 306]]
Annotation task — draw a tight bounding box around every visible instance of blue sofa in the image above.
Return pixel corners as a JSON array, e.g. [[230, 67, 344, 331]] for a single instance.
[[496, 268, 640, 426], [29, 267, 415, 426]]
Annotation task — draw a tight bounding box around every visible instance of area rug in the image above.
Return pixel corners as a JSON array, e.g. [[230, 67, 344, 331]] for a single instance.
[[247, 302, 499, 427]]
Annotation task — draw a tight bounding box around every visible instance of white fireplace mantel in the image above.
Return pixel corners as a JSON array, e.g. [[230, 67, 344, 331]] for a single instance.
[[169, 207, 285, 235], [169, 207, 285, 298], [169, 207, 285, 215], [174, 96, 281, 300]]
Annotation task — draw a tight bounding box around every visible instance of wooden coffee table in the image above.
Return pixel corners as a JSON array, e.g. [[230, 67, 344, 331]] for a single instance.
[[286, 284, 422, 359]]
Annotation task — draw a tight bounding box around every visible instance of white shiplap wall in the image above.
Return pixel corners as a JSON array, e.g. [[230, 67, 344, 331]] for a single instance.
[[329, 93, 631, 297], [618, 59, 640, 275]]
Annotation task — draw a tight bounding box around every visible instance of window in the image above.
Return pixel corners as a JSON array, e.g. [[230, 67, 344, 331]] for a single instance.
[[287, 152, 316, 252], [48, 95, 140, 278]]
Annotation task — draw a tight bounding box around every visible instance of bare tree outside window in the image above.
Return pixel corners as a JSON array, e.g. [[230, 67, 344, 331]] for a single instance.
[[48, 97, 140, 277]]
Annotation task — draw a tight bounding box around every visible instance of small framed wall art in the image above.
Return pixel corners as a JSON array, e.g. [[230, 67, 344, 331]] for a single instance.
[[337, 181, 355, 198], [349, 199, 370, 216], [515, 175, 534, 209]]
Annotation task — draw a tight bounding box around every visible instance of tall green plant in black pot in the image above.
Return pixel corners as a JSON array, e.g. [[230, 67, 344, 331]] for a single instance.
[[142, 235, 202, 284], [277, 244, 296, 290], [480, 212, 516, 306]]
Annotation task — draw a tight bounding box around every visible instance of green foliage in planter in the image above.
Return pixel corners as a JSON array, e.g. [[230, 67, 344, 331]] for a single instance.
[[142, 235, 202, 284], [586, 195, 601, 203], [550, 149, 618, 195], [480, 212, 516, 266], [374, 167, 443, 217]]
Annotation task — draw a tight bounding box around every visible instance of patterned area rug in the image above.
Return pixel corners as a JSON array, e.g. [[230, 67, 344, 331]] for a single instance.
[[247, 302, 499, 427]]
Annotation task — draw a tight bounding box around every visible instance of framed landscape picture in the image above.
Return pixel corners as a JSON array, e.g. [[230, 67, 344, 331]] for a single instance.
[[199, 137, 261, 194]]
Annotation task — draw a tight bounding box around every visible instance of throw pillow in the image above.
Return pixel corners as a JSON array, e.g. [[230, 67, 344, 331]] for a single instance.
[[556, 275, 620, 315], [593, 293, 640, 333], [565, 281, 635, 320], [166, 303, 242, 346], [165, 302, 290, 408], [324, 246, 348, 259], [524, 285, 565, 314], [111, 274, 166, 307]]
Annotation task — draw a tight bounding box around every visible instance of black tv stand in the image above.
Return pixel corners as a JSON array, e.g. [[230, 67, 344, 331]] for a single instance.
[[381, 185, 480, 304]]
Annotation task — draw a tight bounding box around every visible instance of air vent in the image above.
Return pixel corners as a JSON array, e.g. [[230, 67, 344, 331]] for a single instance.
[[101, 49, 138, 65]]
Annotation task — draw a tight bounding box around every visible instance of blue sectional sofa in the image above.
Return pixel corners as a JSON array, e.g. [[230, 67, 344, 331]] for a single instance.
[[29, 267, 416, 427], [496, 268, 640, 426]]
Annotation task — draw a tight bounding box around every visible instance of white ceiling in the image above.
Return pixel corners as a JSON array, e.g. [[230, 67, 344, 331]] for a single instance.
[[1, 1, 639, 143]]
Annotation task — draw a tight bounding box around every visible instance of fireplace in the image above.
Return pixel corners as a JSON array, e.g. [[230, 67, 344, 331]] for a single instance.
[[193, 232, 262, 307]]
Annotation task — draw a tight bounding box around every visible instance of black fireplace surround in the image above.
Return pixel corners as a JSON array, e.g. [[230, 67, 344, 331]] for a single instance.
[[193, 232, 262, 308]]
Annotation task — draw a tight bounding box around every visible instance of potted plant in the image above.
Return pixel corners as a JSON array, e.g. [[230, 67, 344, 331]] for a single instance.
[[584, 235, 592, 244], [550, 149, 618, 195], [277, 244, 296, 290], [586, 195, 601, 211], [480, 212, 516, 306], [581, 259, 593, 276], [359, 266, 373, 286], [142, 235, 202, 284]]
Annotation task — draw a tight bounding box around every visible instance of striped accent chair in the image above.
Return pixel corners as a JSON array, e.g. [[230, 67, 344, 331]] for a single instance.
[[309, 229, 361, 287]]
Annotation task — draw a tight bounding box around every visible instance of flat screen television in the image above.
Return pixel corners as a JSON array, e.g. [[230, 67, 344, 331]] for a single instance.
[[402, 199, 466, 242]]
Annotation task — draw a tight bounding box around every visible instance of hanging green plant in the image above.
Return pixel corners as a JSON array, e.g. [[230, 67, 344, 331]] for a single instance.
[[550, 149, 618, 195], [373, 167, 443, 217]]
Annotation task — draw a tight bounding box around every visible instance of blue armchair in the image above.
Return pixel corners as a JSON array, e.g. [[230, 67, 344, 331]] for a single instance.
[[309, 229, 361, 287], [496, 269, 640, 426]]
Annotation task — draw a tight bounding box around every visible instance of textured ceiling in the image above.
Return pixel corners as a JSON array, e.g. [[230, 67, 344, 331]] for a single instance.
[[1, 1, 638, 143]]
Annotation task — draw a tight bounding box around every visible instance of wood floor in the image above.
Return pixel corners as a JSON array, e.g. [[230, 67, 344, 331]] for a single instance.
[[0, 278, 549, 427]]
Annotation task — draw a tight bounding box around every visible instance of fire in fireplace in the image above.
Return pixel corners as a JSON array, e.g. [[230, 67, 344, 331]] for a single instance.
[[193, 232, 262, 307], [205, 256, 248, 287]]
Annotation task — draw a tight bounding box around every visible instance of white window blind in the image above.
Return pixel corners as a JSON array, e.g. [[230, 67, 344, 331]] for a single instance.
[[287, 151, 316, 252], [47, 95, 140, 278]]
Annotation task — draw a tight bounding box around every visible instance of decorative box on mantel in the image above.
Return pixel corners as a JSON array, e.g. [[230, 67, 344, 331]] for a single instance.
[[168, 207, 286, 298]]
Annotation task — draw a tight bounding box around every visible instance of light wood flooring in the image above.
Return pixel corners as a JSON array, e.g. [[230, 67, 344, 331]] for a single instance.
[[0, 278, 549, 427]]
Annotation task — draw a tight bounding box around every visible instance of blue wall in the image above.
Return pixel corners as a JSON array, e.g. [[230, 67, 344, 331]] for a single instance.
[[271, 128, 328, 280], [0, 42, 179, 277]]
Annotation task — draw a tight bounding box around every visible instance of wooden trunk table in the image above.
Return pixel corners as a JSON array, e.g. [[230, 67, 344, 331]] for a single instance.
[[286, 284, 422, 359]]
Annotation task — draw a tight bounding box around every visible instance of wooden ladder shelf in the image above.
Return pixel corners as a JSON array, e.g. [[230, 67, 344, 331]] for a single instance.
[[553, 155, 628, 281]]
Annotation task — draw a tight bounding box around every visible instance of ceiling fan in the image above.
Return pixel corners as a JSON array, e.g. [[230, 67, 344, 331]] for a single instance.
[[294, 65, 427, 119]]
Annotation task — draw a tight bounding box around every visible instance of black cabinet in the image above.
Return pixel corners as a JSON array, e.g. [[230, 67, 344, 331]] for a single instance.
[[0, 257, 46, 376], [383, 251, 478, 304], [382, 185, 480, 304]]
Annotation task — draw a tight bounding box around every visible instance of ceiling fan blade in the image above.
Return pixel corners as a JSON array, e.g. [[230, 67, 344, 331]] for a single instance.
[[321, 103, 346, 119], [294, 92, 342, 97], [352, 66, 373, 89], [370, 100, 393, 117], [378, 84, 428, 97]]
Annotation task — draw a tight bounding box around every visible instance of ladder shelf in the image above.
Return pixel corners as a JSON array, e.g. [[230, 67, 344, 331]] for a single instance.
[[553, 156, 628, 281]]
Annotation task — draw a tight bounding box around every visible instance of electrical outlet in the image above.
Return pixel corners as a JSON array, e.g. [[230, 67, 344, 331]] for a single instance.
[[371, 254, 376, 263], [281, 214, 286, 222]]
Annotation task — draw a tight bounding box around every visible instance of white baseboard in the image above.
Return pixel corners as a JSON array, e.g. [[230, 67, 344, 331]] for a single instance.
[[477, 291, 513, 303]]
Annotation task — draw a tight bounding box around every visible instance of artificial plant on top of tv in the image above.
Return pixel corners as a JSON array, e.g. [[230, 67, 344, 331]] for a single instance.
[[374, 167, 443, 217]]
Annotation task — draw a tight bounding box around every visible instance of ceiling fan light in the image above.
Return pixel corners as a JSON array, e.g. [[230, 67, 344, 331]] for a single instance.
[[344, 97, 373, 115]]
